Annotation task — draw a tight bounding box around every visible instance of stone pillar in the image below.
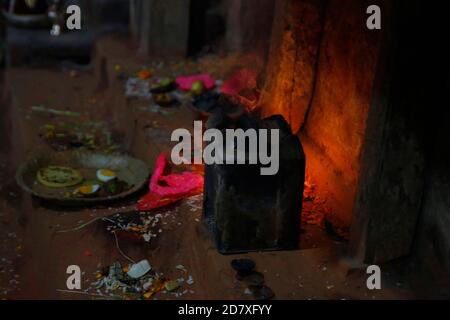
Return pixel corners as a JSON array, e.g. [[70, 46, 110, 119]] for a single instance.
[[224, 0, 275, 57], [130, 0, 191, 57], [350, 0, 426, 264]]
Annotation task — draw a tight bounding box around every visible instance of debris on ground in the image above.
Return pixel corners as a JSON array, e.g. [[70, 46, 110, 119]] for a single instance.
[[31, 105, 81, 118], [302, 179, 350, 240], [56, 196, 193, 246], [185, 194, 203, 212], [88, 259, 195, 300], [104, 213, 157, 243], [127, 259, 151, 279], [139, 104, 173, 116], [0, 230, 23, 298], [38, 120, 119, 152], [54, 205, 197, 299], [137, 69, 152, 80], [302, 180, 325, 226], [125, 77, 152, 99]]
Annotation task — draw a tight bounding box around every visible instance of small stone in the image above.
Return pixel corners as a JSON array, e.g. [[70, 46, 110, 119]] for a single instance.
[[235, 270, 253, 281], [250, 285, 275, 300], [230, 259, 256, 273], [242, 271, 265, 287]]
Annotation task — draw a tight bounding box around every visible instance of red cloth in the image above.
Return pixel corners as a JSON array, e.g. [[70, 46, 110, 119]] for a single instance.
[[220, 68, 258, 96], [136, 154, 204, 211]]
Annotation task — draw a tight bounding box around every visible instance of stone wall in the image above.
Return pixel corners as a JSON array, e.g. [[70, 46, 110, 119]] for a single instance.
[[410, 2, 450, 286], [260, 0, 385, 226], [260, 0, 450, 269], [260, 0, 325, 133]]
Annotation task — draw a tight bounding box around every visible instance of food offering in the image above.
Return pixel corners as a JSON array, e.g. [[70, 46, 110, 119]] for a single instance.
[[36, 165, 131, 199], [16, 152, 150, 205]]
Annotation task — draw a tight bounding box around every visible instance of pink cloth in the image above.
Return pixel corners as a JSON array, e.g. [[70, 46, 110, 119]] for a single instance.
[[175, 74, 216, 91], [137, 154, 203, 211]]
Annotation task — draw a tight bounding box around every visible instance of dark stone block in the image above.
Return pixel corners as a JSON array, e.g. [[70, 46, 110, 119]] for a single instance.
[[203, 114, 305, 254]]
